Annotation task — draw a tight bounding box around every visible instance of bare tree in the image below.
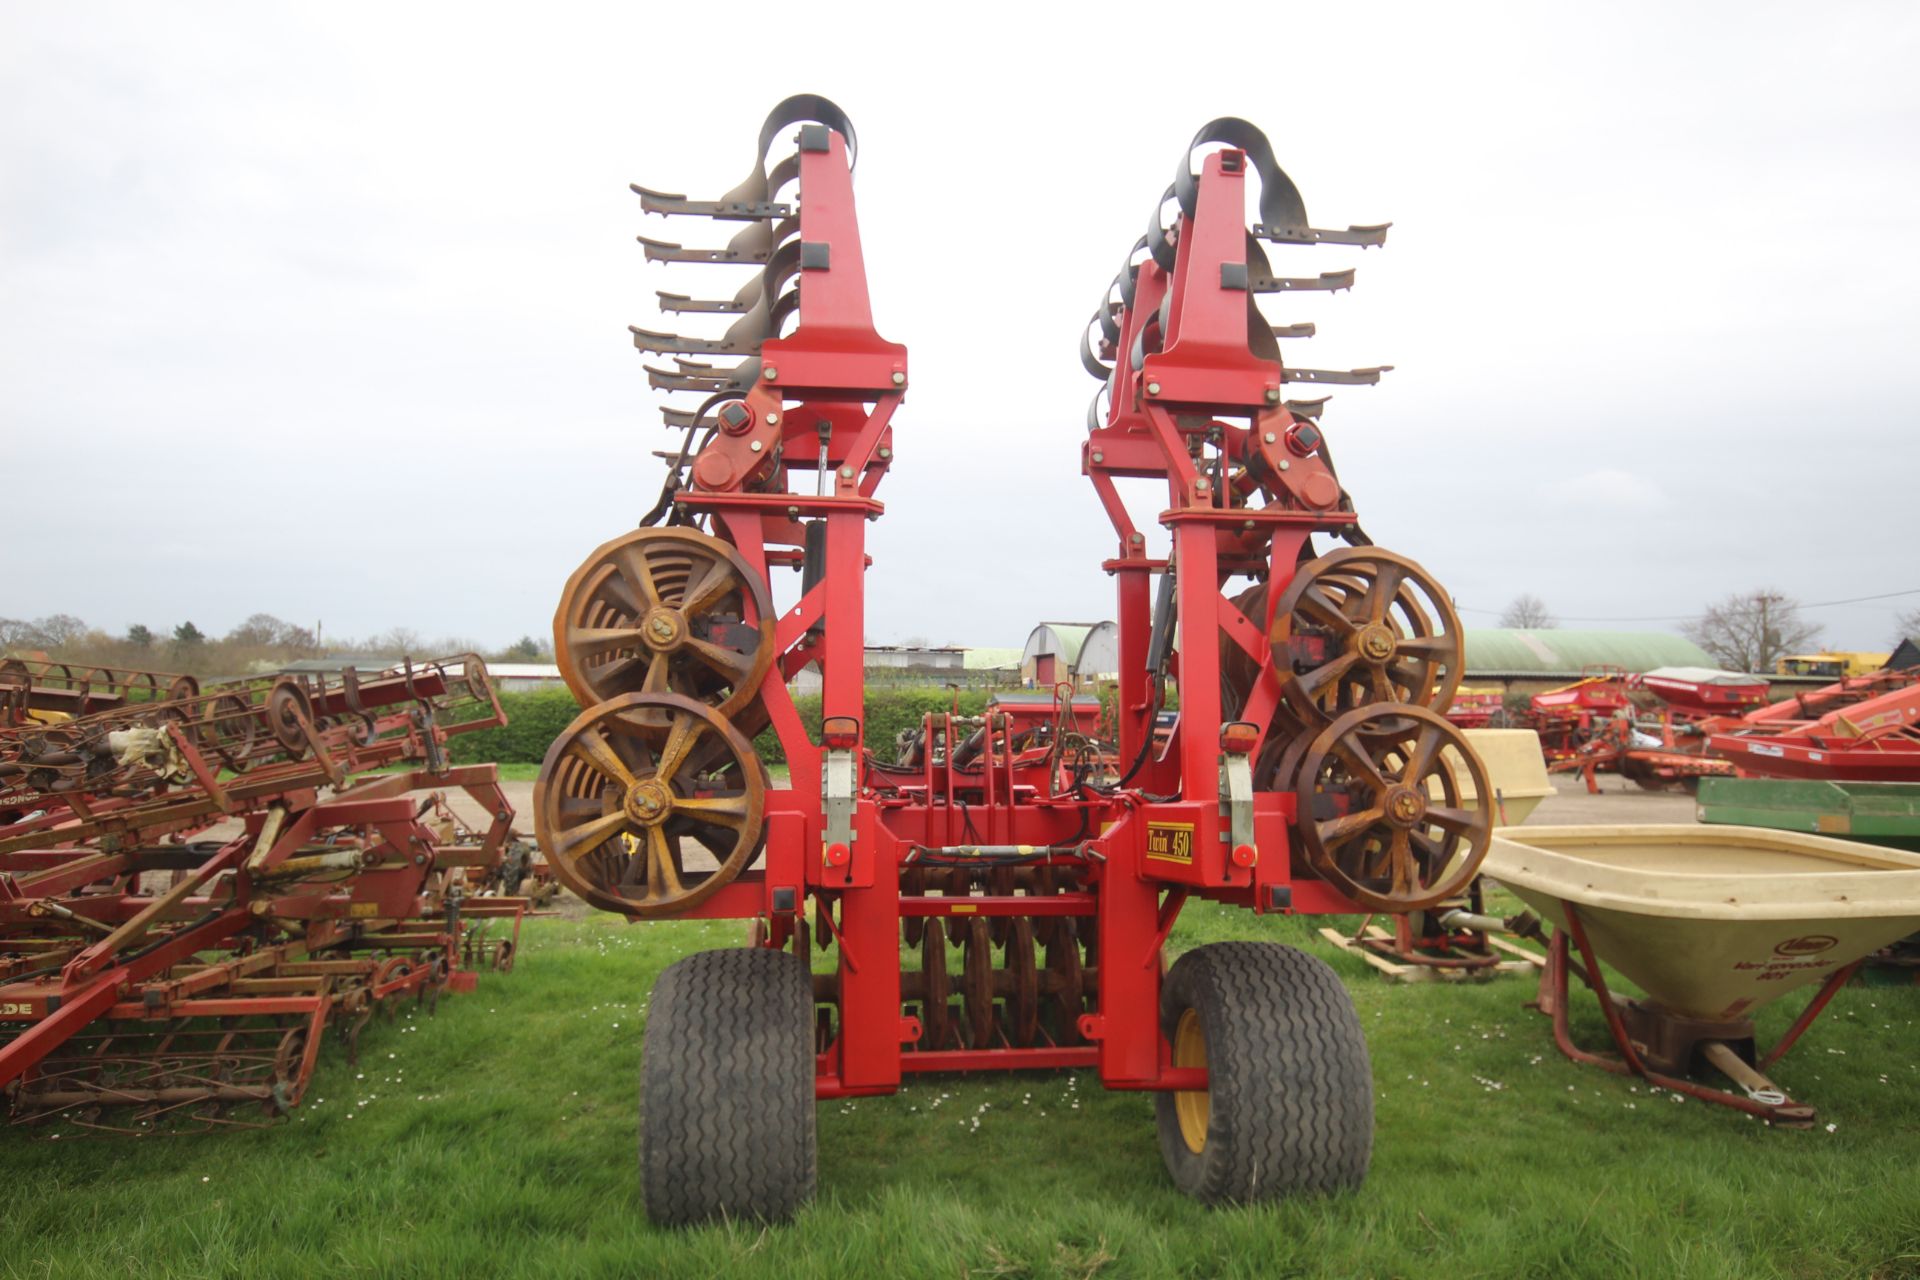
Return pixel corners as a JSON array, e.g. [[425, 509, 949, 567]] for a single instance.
[[1498, 593, 1557, 629], [368, 627, 423, 656], [1892, 606, 1920, 648], [226, 613, 291, 647], [15, 614, 90, 648], [1682, 590, 1821, 672]]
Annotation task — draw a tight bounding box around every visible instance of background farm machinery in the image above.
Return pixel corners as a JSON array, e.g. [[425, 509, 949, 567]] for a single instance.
[[1537, 665, 1920, 792], [0, 654, 529, 1132], [533, 97, 1498, 1222], [1477, 665, 1763, 794]]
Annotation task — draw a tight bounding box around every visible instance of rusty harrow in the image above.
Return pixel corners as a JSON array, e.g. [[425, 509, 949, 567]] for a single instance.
[[0, 654, 529, 1132], [0, 658, 201, 727], [536, 98, 1491, 1222]]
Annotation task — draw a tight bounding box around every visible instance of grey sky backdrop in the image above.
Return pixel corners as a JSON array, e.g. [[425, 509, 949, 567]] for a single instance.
[[3, 3, 1916, 654]]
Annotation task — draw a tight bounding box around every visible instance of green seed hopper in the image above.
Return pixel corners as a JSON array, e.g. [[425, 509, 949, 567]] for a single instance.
[[1697, 778, 1920, 853]]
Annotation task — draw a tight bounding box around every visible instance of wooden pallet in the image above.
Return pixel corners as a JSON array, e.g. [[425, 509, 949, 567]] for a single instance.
[[1318, 924, 1545, 983]]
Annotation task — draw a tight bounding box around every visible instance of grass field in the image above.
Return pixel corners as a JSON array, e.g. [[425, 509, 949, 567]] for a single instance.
[[6, 903, 1919, 1279]]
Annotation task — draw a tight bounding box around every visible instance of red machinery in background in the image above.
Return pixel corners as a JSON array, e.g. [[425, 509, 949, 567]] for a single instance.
[[535, 99, 1492, 1222], [0, 655, 526, 1131], [1707, 669, 1920, 781]]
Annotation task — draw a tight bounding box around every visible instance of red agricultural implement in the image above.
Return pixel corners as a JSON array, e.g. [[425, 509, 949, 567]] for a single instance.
[[1442, 687, 1505, 730], [1528, 666, 1632, 766], [0, 655, 528, 1132], [1708, 669, 1920, 782], [536, 98, 1491, 1222], [1536, 667, 1769, 794]]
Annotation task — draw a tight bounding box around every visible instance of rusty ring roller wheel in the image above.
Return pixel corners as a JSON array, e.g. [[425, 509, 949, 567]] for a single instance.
[[535, 692, 766, 919], [1269, 547, 1464, 727], [553, 528, 775, 723], [201, 692, 261, 771], [1293, 703, 1492, 914], [266, 679, 315, 756], [165, 674, 201, 703]]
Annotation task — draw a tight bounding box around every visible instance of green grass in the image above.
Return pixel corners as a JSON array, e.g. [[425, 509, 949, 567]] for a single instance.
[[5, 905, 1919, 1279]]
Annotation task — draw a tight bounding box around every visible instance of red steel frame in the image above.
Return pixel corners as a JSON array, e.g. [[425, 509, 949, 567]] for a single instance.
[[657, 126, 1375, 1099]]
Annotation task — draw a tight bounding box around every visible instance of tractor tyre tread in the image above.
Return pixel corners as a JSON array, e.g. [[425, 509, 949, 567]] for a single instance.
[[1154, 941, 1372, 1204], [640, 947, 817, 1225]]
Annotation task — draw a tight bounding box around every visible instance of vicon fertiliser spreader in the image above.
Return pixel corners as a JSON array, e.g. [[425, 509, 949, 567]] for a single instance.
[[535, 97, 1490, 1222]]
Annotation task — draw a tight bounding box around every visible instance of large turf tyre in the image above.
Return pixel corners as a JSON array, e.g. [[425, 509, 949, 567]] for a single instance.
[[1154, 942, 1373, 1204], [640, 947, 817, 1225]]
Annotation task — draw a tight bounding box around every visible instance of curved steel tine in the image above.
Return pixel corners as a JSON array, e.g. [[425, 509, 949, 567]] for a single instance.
[[636, 219, 775, 265], [1173, 117, 1306, 230], [768, 288, 801, 335], [1282, 365, 1392, 386], [1286, 397, 1331, 419], [1167, 119, 1389, 247], [766, 152, 801, 202], [1086, 387, 1109, 432], [632, 182, 790, 222], [1266, 223, 1390, 248], [761, 237, 805, 301], [645, 364, 725, 392], [1097, 284, 1123, 343], [1247, 294, 1282, 365], [1081, 316, 1113, 381], [629, 289, 771, 356], [757, 94, 858, 170], [1270, 322, 1317, 339], [1252, 268, 1356, 293], [657, 272, 763, 315], [1117, 235, 1149, 309], [1145, 183, 1179, 271]]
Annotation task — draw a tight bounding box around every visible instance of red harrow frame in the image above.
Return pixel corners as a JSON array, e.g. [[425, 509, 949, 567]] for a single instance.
[[0, 655, 528, 1132], [536, 98, 1492, 1221]]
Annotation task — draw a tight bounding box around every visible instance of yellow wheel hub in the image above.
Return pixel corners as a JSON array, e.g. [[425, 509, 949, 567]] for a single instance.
[[1172, 1007, 1209, 1154], [622, 778, 675, 827]]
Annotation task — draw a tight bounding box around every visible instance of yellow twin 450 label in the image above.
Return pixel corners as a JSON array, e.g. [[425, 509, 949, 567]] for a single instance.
[[1146, 822, 1195, 866]]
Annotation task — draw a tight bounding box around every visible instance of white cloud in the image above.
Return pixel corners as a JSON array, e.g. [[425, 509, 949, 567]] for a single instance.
[[1544, 468, 1668, 511]]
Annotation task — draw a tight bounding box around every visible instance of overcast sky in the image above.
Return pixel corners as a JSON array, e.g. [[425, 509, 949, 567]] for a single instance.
[[4, 2, 1916, 655]]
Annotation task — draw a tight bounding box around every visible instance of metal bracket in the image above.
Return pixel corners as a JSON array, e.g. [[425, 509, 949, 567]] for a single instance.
[[823, 745, 856, 854], [1219, 753, 1254, 852]]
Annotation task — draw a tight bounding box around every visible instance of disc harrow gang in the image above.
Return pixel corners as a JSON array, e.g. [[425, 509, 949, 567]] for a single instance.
[[0, 653, 533, 1132], [531, 97, 1491, 1222]]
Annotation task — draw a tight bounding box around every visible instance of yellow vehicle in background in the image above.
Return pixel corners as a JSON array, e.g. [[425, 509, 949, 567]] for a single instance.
[[1775, 651, 1890, 679]]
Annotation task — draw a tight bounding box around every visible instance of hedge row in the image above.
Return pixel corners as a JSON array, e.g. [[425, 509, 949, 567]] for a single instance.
[[448, 687, 1029, 767]]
